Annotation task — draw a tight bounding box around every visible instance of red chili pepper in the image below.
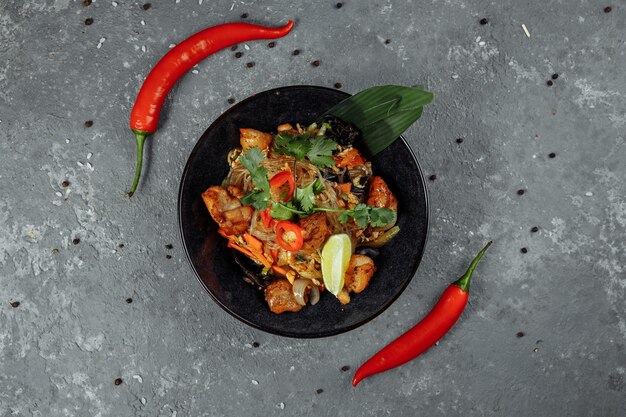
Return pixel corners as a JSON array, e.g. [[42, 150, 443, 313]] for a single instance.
[[259, 207, 275, 228], [269, 170, 295, 202], [352, 241, 492, 387], [127, 20, 294, 197], [275, 220, 304, 252]]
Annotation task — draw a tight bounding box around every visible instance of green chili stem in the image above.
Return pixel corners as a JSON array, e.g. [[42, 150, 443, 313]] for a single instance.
[[128, 130, 149, 197], [453, 240, 493, 293]]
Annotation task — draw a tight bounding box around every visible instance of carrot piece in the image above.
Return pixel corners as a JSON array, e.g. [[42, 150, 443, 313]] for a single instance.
[[228, 241, 271, 268], [338, 182, 352, 194], [271, 265, 288, 276], [218, 229, 236, 240], [243, 233, 263, 253]]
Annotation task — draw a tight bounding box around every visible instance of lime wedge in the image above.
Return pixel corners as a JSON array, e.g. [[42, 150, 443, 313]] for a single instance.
[[321, 234, 352, 297]]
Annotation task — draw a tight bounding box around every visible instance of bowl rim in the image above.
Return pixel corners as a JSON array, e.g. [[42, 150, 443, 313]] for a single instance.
[[177, 84, 430, 338]]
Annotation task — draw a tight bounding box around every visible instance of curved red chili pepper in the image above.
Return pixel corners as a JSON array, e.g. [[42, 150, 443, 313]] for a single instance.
[[128, 20, 294, 196], [352, 241, 492, 387], [269, 170, 295, 201]]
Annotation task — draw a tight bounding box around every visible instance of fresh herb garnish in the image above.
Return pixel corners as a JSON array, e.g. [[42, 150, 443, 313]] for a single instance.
[[274, 132, 338, 168], [337, 204, 395, 228], [239, 147, 271, 210], [269, 200, 299, 220], [272, 200, 395, 228], [295, 179, 325, 212]]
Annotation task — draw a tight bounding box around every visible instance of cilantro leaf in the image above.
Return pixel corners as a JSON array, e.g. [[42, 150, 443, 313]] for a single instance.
[[337, 211, 352, 224], [270, 201, 300, 221], [240, 189, 270, 210], [272, 132, 338, 168], [237, 147, 272, 210], [351, 204, 371, 228], [306, 137, 337, 167], [239, 147, 270, 192], [295, 179, 325, 212], [369, 207, 395, 227], [332, 204, 396, 228], [274, 133, 311, 160]]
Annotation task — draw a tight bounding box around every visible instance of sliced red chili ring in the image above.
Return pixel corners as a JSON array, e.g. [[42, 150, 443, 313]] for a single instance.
[[269, 170, 295, 202], [275, 220, 303, 252]]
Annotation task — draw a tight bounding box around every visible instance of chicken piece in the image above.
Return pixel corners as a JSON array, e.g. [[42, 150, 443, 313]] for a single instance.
[[265, 278, 304, 314], [298, 212, 330, 253], [344, 254, 376, 294], [277, 123, 297, 134], [366, 176, 398, 211], [202, 185, 253, 235], [239, 128, 273, 151], [227, 185, 244, 199]]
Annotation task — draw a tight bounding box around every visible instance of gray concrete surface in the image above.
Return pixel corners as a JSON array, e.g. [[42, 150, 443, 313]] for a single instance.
[[1, 0, 625, 416]]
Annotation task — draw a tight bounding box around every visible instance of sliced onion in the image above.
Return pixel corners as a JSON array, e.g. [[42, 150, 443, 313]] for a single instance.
[[309, 285, 320, 305], [292, 278, 311, 306]]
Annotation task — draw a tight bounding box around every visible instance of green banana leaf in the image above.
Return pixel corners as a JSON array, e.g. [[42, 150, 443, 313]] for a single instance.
[[326, 85, 434, 156]]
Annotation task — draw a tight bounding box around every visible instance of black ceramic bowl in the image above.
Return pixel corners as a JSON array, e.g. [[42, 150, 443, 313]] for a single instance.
[[178, 86, 428, 338]]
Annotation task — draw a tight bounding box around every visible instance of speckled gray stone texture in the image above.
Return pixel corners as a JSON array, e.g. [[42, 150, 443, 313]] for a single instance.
[[1, 0, 624, 416]]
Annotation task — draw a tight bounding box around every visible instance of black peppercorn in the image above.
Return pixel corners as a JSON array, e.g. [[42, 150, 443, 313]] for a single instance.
[[84, 18, 94, 26], [84, 120, 93, 128], [456, 137, 464, 144], [241, 13, 248, 19], [517, 189, 525, 195], [311, 60, 320, 67], [334, 82, 342, 89], [235, 52, 243, 59], [142, 3, 151, 10], [268, 42, 276, 48], [246, 62, 255, 68], [83, 0, 92, 5], [521, 247, 528, 254], [126, 298, 133, 304], [429, 174, 437, 181], [227, 98, 235, 104], [61, 180, 70, 188], [117, 243, 125, 249], [230, 45, 238, 51], [166, 254, 172, 259], [336, 2, 343, 9], [316, 388, 324, 394], [340, 365, 350, 372], [547, 80, 553, 86], [548, 152, 556, 158], [10, 301, 20, 308], [114, 378, 123, 385], [479, 18, 488, 25], [292, 49, 301, 56], [252, 342, 260, 348], [72, 238, 80, 245], [516, 331, 525, 338], [604, 6, 612, 13], [531, 226, 539, 233], [165, 244, 173, 250], [551, 73, 559, 80], [384, 39, 391, 44]]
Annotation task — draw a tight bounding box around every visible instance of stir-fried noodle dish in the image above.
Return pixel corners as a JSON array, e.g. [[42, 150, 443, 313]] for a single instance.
[[202, 118, 399, 314]]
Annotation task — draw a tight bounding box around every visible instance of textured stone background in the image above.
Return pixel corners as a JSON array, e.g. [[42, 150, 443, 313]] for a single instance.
[[1, 0, 625, 416]]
